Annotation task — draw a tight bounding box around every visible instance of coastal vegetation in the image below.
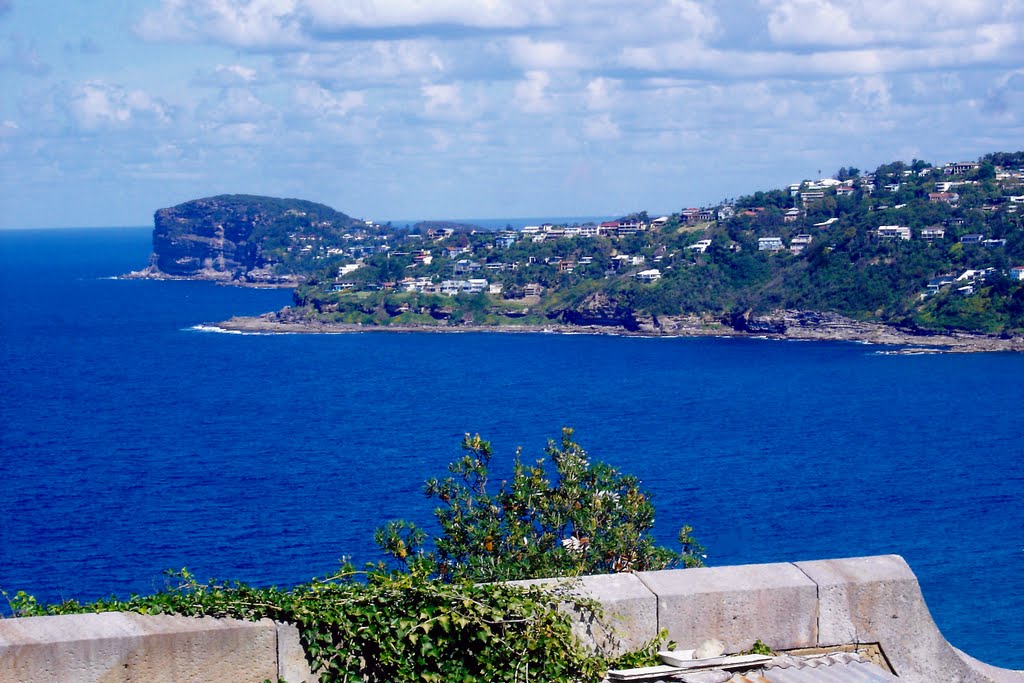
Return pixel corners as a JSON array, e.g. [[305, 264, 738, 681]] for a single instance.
[[133, 152, 1024, 339], [3, 431, 695, 682]]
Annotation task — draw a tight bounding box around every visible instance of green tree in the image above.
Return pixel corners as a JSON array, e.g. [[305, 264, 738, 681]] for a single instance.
[[380, 429, 702, 583]]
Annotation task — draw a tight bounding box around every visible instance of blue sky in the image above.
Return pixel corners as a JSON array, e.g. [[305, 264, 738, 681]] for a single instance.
[[1, 0, 1022, 228]]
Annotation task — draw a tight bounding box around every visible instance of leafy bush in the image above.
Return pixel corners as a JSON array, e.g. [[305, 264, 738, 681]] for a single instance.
[[378, 429, 703, 583]]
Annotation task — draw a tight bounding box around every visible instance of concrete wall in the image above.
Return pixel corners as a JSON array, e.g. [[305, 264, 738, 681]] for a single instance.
[[2, 555, 1021, 683], [0, 612, 315, 683], [510, 554, 1023, 683]]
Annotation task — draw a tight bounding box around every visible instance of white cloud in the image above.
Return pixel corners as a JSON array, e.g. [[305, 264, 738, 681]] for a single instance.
[[760, 0, 1024, 49], [583, 114, 621, 141], [66, 82, 173, 131], [294, 83, 365, 118], [298, 0, 558, 30], [514, 70, 552, 113], [206, 87, 276, 124], [275, 41, 446, 85], [847, 75, 891, 110], [585, 77, 620, 111], [506, 37, 590, 71], [421, 83, 461, 117], [763, 0, 864, 46], [136, 0, 303, 47]]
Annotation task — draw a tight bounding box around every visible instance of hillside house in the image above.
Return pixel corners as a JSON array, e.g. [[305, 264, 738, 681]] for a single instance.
[[926, 275, 955, 296], [784, 208, 802, 223], [1010, 266, 1024, 281], [945, 161, 980, 175], [956, 268, 996, 283], [800, 191, 825, 206], [920, 227, 946, 240], [877, 225, 911, 240], [680, 208, 702, 224], [929, 192, 959, 205], [960, 234, 984, 244], [635, 268, 662, 282], [758, 237, 784, 252], [814, 217, 839, 228], [494, 232, 517, 248], [790, 234, 813, 253], [687, 239, 712, 254], [522, 283, 544, 297]]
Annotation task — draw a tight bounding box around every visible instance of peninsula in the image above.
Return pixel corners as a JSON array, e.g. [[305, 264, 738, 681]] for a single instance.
[[130, 152, 1024, 350]]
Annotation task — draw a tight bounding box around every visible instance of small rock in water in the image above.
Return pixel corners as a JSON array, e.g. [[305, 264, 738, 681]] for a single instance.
[[694, 638, 725, 659]]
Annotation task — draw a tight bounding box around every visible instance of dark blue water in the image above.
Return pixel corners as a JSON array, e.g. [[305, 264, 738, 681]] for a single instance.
[[1, 228, 1022, 665]]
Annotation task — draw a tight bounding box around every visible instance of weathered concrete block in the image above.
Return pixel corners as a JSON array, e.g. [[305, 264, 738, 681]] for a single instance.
[[0, 612, 277, 683], [795, 555, 994, 683], [506, 573, 658, 655], [274, 619, 316, 683], [637, 562, 818, 653]]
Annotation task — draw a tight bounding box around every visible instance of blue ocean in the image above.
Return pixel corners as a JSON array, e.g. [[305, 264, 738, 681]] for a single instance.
[[1, 228, 1022, 666]]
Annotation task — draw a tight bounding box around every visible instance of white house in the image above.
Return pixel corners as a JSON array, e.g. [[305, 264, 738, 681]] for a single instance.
[[687, 239, 712, 253], [758, 237, 784, 252], [790, 235, 813, 253], [920, 227, 946, 240], [1010, 266, 1024, 281], [877, 225, 911, 240], [635, 269, 662, 282]]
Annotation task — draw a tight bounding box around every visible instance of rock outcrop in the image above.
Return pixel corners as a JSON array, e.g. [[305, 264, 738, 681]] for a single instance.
[[128, 194, 363, 284]]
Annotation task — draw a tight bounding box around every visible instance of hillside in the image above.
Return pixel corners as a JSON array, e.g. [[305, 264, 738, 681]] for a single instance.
[[135, 154, 1024, 337], [129, 194, 367, 284], [284, 152, 1024, 336]]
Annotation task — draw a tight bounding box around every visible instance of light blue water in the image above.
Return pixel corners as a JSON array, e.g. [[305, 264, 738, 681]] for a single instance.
[[0, 228, 1022, 665]]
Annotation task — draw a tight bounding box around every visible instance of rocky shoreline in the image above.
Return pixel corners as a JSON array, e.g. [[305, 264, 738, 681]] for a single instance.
[[123, 267, 300, 289], [213, 309, 1024, 354]]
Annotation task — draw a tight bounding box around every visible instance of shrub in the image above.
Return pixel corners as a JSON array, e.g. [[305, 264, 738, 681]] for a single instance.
[[378, 428, 703, 583]]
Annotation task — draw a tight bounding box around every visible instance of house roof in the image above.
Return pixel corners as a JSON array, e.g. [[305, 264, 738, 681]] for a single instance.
[[611, 652, 898, 683], [715, 653, 900, 682]]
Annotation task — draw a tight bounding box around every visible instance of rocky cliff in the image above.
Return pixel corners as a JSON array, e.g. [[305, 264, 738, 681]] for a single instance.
[[130, 195, 363, 284]]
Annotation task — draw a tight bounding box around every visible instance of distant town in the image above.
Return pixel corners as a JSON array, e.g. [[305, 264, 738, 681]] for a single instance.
[[134, 152, 1024, 340]]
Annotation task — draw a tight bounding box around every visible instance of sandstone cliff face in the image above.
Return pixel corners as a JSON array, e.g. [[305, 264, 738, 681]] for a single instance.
[[138, 194, 361, 284], [556, 291, 643, 331]]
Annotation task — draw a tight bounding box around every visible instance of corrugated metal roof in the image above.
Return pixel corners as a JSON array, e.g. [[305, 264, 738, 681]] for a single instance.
[[718, 653, 900, 683], [616, 652, 900, 683]]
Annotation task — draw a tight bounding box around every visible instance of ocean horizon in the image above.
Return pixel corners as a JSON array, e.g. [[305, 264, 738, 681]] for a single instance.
[[0, 226, 1021, 667]]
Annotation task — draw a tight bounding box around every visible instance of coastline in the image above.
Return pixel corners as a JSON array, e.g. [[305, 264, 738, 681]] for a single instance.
[[213, 312, 1024, 353], [122, 268, 299, 289]]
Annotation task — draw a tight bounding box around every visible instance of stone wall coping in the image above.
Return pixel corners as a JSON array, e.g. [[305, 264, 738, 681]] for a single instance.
[[2, 555, 1021, 683]]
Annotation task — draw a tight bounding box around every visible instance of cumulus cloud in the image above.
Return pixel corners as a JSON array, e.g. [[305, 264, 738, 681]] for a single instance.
[[294, 82, 365, 117], [275, 40, 446, 85], [504, 37, 590, 71], [136, 0, 303, 48], [205, 87, 276, 124], [513, 70, 552, 113], [585, 77, 620, 111], [65, 82, 174, 131], [760, 0, 1024, 49], [583, 114, 621, 141], [298, 0, 558, 30], [193, 63, 259, 86]]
